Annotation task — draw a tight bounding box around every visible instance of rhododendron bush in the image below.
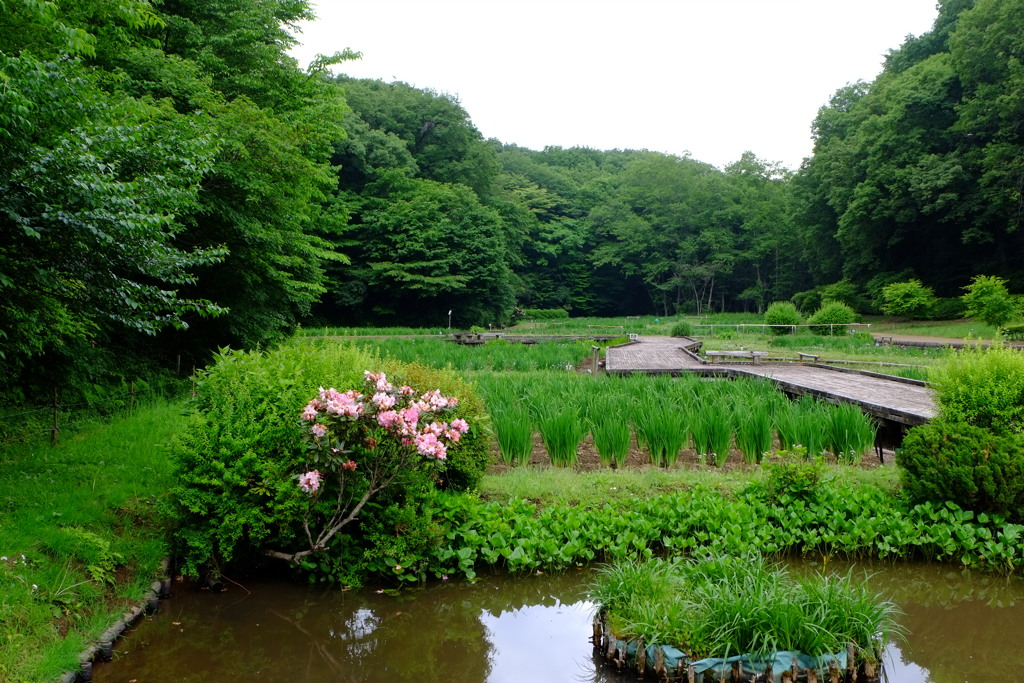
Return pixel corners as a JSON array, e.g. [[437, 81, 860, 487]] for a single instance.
[[264, 372, 470, 565], [170, 343, 489, 583]]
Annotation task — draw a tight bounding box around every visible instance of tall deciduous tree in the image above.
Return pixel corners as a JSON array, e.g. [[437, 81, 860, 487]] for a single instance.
[[331, 172, 515, 327]]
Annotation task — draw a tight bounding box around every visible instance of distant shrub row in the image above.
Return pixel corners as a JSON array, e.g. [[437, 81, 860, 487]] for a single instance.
[[521, 308, 569, 319], [760, 300, 857, 336]]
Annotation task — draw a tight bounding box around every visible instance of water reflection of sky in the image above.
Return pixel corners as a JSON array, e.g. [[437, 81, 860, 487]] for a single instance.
[[883, 643, 930, 683], [480, 600, 597, 683]]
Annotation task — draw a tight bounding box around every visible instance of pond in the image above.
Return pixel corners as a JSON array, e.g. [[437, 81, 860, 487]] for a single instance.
[[93, 561, 1024, 682]]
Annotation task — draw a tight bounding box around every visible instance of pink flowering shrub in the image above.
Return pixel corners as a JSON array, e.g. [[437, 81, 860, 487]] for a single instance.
[[301, 371, 468, 467], [263, 371, 471, 566], [170, 344, 489, 584]]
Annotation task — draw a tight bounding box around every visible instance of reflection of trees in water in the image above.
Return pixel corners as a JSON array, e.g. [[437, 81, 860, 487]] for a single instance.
[[791, 560, 1024, 683], [879, 567, 1024, 683], [97, 564, 1024, 683]]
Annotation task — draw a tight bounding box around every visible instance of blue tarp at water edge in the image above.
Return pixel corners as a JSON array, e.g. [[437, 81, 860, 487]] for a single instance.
[[610, 637, 850, 682], [691, 649, 848, 682]]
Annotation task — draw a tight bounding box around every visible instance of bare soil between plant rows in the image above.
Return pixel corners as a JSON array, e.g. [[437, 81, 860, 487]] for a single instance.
[[486, 434, 891, 475]]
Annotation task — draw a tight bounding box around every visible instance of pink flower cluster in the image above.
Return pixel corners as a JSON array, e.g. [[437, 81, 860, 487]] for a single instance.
[[303, 387, 364, 421], [298, 371, 470, 493], [298, 469, 322, 493]]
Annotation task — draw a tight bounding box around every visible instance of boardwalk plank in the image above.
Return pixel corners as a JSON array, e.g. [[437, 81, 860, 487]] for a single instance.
[[606, 336, 936, 426]]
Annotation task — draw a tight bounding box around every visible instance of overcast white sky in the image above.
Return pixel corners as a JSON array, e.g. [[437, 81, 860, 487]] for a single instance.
[[288, 1, 939, 170]]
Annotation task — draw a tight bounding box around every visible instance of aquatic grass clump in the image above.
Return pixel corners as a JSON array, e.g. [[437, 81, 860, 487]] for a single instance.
[[823, 403, 877, 464], [491, 402, 534, 466], [589, 398, 633, 468], [735, 400, 774, 464], [791, 395, 826, 457], [590, 554, 899, 667], [535, 403, 586, 467], [707, 403, 735, 467], [631, 396, 689, 466]]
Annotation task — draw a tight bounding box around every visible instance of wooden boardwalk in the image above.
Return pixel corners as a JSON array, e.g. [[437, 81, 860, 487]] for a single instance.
[[606, 336, 936, 426]]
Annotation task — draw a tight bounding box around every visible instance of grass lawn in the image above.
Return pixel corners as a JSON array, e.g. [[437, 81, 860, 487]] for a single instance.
[[0, 401, 183, 683], [479, 461, 901, 509]]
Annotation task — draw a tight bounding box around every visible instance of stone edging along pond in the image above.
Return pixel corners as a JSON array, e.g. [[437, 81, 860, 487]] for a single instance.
[[56, 560, 172, 683]]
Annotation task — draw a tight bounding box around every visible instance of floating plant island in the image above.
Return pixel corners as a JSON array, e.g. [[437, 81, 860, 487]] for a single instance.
[[589, 555, 898, 683]]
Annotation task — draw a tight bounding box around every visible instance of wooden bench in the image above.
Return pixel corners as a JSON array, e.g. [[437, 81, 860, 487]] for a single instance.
[[705, 350, 768, 365], [797, 352, 820, 363]]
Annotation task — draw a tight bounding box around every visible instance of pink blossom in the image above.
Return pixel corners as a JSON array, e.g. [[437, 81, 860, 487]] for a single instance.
[[414, 432, 447, 459], [372, 392, 396, 409], [402, 406, 420, 427], [310, 423, 327, 439], [364, 370, 392, 393], [377, 410, 399, 428], [421, 389, 450, 409], [424, 421, 446, 436], [299, 470, 322, 493], [341, 460, 357, 471], [399, 385, 415, 396], [325, 390, 363, 418], [301, 402, 319, 421], [451, 418, 469, 434], [445, 430, 462, 442]]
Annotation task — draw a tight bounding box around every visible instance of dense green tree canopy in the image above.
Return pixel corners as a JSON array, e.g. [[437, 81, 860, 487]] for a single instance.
[[4, 0, 1024, 401], [1, 0, 345, 393], [800, 0, 1024, 301]]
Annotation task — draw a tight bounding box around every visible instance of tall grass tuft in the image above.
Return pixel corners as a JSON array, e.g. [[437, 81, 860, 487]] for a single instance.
[[632, 397, 689, 466], [791, 395, 826, 457], [491, 403, 534, 466], [735, 400, 774, 464], [535, 402, 586, 467], [590, 397, 633, 468], [591, 554, 900, 664], [823, 403, 877, 464], [707, 401, 735, 467], [773, 401, 799, 452]]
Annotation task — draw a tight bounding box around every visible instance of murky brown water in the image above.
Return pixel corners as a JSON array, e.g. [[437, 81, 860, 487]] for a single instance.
[[93, 561, 1024, 682]]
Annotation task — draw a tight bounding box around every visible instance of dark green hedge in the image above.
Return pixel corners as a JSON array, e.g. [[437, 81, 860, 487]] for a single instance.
[[899, 422, 1024, 521]]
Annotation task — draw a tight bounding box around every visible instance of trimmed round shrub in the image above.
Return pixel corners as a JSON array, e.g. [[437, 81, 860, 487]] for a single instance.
[[879, 279, 936, 319], [670, 320, 694, 337], [899, 422, 1024, 520], [807, 301, 856, 335], [929, 344, 1024, 435], [763, 301, 801, 335]]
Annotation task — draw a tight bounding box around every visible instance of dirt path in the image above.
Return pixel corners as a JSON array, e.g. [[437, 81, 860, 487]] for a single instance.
[[870, 332, 1002, 347]]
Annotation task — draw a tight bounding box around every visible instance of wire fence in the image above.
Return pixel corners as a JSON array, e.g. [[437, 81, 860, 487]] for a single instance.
[[0, 376, 192, 447]]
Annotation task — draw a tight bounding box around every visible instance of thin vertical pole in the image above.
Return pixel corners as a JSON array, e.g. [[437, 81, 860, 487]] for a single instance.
[[51, 387, 59, 446]]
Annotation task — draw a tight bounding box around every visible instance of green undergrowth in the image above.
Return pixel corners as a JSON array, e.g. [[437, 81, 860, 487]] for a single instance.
[[0, 402, 182, 683], [421, 467, 1024, 582]]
